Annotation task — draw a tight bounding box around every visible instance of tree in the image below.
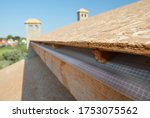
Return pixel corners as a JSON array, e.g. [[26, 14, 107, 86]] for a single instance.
[[2, 50, 21, 62], [13, 36, 21, 41], [6, 35, 13, 40]]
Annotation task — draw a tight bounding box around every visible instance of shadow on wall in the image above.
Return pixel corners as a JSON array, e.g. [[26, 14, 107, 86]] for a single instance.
[[21, 46, 76, 101], [22, 48, 75, 101]]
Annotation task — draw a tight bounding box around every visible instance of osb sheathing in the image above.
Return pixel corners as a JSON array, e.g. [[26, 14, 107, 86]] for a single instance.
[[32, 0, 150, 56]]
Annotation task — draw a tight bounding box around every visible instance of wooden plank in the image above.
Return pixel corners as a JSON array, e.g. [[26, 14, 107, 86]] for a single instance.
[[31, 44, 131, 100], [52, 44, 61, 49], [92, 49, 116, 63]]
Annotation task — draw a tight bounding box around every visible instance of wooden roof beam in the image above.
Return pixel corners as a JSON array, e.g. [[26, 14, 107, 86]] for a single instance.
[[51, 44, 61, 49], [92, 49, 116, 64]]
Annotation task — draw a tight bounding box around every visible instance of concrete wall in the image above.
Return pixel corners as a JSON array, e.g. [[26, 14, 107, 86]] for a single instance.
[[0, 56, 75, 101]]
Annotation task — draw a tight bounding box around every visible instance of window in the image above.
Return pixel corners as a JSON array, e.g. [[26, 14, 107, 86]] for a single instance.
[[28, 25, 33, 30], [35, 25, 39, 29], [29, 25, 33, 28]]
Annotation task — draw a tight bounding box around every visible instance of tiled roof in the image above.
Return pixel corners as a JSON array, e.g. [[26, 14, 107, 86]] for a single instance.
[[33, 0, 150, 56]]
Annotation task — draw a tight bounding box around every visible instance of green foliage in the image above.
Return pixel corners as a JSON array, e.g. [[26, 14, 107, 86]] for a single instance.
[[2, 50, 21, 62], [16, 43, 27, 53], [13, 36, 21, 40], [1, 35, 26, 42], [6, 35, 13, 40], [0, 43, 27, 69], [0, 46, 12, 60]]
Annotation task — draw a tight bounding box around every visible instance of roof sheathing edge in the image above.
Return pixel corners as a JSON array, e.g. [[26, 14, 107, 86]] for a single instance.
[[31, 40, 150, 57]]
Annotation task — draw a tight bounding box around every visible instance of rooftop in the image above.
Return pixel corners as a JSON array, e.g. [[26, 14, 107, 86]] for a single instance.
[[32, 0, 150, 57]]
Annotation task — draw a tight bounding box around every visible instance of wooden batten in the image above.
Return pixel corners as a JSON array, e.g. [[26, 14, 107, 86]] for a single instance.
[[31, 43, 131, 100], [92, 49, 116, 64], [52, 44, 61, 49]]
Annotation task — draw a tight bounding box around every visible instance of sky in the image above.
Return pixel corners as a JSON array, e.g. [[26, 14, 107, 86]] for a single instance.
[[0, 0, 138, 37]]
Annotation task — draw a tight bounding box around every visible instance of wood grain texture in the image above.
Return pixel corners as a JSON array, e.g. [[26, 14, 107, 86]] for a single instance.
[[32, 44, 131, 101], [32, 0, 150, 56], [92, 49, 116, 63]]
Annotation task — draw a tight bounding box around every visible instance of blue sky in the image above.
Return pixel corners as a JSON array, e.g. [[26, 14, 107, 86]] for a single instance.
[[0, 0, 138, 37]]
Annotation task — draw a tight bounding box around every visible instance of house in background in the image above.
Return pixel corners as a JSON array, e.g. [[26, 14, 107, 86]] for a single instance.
[[0, 37, 27, 47], [0, 39, 8, 47], [7, 39, 18, 47]]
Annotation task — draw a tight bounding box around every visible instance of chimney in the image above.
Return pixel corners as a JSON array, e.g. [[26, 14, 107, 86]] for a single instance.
[[77, 8, 89, 21], [25, 18, 41, 49]]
